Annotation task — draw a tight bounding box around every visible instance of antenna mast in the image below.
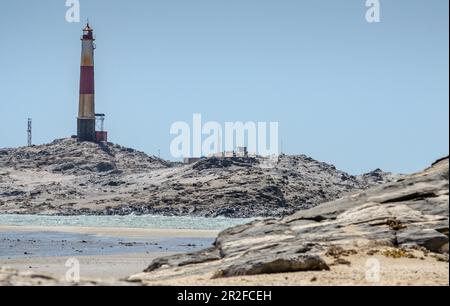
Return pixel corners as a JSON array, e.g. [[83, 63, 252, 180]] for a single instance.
[[27, 118, 32, 147]]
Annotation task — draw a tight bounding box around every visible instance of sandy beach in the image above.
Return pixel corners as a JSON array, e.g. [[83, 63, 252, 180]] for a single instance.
[[132, 252, 450, 286], [0, 253, 168, 280], [1, 226, 448, 285]]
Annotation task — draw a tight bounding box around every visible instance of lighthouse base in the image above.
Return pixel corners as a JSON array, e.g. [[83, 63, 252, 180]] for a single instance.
[[77, 118, 96, 142]]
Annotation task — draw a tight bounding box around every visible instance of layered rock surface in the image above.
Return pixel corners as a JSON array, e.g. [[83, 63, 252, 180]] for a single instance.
[[130, 157, 449, 282], [0, 139, 394, 217]]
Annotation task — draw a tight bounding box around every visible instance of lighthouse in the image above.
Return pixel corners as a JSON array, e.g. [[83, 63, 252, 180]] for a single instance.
[[77, 23, 96, 142]]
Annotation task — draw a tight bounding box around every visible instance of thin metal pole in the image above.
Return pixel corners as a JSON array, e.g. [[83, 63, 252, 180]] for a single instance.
[[27, 118, 32, 147]]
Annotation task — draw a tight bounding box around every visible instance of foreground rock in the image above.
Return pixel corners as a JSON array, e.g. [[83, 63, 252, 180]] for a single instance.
[[130, 157, 449, 282], [0, 139, 394, 218], [0, 267, 136, 286]]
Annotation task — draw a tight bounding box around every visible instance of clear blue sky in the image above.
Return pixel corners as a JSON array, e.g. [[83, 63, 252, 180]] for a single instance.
[[0, 0, 448, 174]]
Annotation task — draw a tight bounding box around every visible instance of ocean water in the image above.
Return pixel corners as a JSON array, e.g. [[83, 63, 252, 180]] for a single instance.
[[0, 214, 253, 231]]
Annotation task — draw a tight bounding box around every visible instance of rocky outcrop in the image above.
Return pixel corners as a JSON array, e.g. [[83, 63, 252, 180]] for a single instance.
[[130, 157, 449, 282], [0, 138, 170, 175], [0, 139, 395, 217]]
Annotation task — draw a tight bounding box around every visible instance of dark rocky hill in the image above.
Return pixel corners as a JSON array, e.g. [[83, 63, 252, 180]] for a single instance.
[[0, 139, 395, 217]]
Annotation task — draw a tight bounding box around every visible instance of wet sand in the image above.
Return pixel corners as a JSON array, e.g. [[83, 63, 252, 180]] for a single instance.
[[0, 225, 218, 279], [0, 225, 220, 238]]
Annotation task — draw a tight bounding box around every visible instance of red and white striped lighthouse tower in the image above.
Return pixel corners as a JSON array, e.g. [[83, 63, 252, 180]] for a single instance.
[[77, 23, 96, 142]]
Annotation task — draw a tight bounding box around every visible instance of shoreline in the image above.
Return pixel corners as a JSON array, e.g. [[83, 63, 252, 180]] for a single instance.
[[0, 225, 220, 238], [0, 225, 218, 279]]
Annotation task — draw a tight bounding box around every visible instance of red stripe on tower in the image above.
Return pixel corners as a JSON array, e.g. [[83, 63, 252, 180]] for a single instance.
[[80, 66, 95, 94]]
